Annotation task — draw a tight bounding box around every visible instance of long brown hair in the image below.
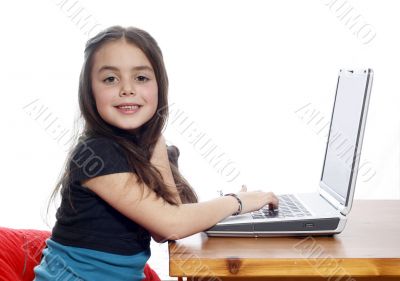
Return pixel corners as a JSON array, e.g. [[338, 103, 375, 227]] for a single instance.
[[46, 25, 197, 222]]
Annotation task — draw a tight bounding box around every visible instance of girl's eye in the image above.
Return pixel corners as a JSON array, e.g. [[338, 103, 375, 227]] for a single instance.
[[103, 76, 117, 84], [137, 75, 149, 82]]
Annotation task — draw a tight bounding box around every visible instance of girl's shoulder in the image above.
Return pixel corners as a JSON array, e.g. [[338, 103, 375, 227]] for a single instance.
[[74, 136, 123, 156], [77, 134, 117, 145], [69, 135, 132, 180]]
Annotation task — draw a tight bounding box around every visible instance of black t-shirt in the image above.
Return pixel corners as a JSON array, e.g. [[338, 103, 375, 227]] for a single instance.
[[51, 136, 151, 255]]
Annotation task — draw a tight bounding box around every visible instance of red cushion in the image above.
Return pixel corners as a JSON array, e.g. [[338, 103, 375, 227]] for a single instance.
[[143, 263, 161, 281], [0, 226, 160, 281], [0, 227, 50, 281]]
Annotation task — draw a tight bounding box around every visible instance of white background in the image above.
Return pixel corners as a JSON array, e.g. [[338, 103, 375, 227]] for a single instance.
[[1, 0, 399, 279]]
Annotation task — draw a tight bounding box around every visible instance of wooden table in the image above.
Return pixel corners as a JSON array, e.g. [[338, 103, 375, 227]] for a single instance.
[[168, 200, 400, 281]]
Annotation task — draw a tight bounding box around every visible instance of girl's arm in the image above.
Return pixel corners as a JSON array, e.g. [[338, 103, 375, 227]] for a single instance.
[[149, 135, 182, 205], [82, 172, 278, 240], [148, 135, 181, 242]]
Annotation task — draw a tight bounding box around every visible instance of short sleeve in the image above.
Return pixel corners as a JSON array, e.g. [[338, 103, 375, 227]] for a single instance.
[[69, 137, 133, 183]]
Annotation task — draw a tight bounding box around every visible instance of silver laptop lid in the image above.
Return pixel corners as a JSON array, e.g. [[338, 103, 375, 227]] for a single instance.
[[319, 69, 373, 215]]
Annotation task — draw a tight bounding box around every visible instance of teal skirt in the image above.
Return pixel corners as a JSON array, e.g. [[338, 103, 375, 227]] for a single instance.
[[33, 238, 150, 281]]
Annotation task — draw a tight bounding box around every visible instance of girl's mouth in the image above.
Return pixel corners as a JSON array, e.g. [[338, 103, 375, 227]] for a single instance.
[[115, 105, 141, 114]]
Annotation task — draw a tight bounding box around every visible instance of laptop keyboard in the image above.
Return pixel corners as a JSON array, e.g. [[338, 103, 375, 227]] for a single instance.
[[251, 194, 312, 219]]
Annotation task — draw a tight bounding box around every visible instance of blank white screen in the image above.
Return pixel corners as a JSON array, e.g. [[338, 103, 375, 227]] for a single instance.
[[321, 71, 369, 201]]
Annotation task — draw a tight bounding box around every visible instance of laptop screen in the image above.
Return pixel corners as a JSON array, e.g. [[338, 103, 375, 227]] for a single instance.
[[320, 69, 372, 205]]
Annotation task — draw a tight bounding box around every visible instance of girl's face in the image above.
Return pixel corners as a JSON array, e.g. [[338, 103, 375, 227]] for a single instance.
[[91, 39, 158, 134]]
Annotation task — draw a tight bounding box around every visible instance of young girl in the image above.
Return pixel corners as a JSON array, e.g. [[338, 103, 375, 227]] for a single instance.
[[33, 25, 279, 281]]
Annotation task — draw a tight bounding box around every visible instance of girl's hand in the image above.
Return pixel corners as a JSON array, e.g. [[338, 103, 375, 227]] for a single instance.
[[234, 184, 279, 214]]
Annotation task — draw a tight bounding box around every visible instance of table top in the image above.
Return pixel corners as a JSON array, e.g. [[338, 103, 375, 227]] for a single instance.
[[168, 200, 400, 278]]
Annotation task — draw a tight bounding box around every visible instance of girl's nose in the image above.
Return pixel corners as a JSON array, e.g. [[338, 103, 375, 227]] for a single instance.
[[120, 81, 136, 96]]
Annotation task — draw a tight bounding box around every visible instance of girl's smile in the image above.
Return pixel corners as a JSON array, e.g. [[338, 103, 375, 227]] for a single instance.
[[115, 103, 142, 114]]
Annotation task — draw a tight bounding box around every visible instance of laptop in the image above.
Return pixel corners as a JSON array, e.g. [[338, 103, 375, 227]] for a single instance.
[[206, 68, 374, 237]]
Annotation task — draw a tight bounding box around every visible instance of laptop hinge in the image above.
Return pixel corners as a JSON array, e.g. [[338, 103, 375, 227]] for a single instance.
[[319, 182, 347, 215]]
